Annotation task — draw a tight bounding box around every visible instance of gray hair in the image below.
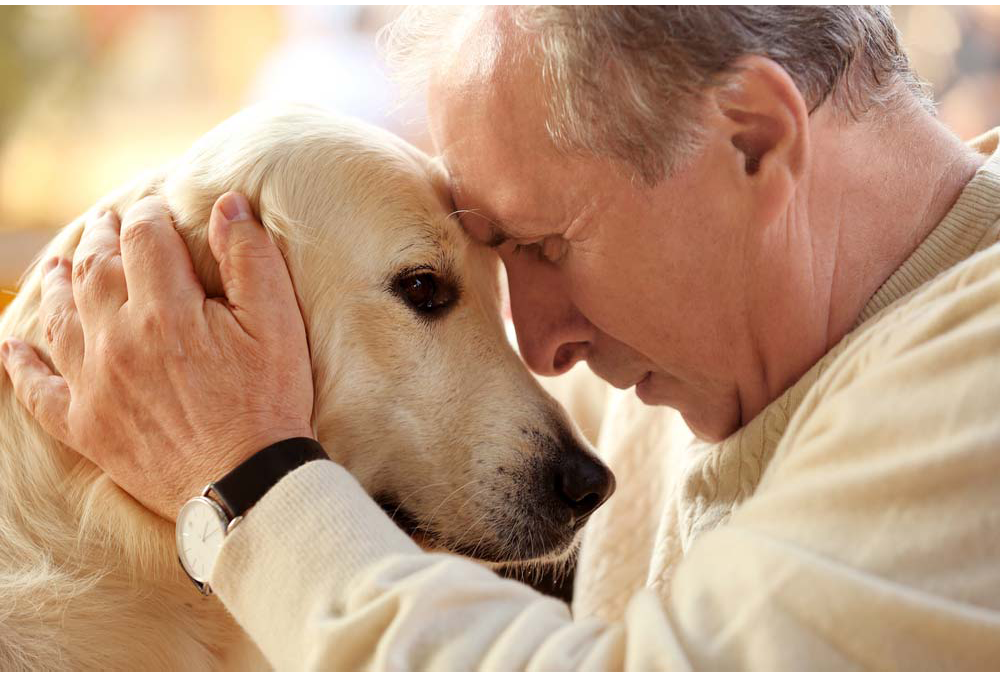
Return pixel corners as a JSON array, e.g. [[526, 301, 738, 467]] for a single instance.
[[380, 6, 931, 184]]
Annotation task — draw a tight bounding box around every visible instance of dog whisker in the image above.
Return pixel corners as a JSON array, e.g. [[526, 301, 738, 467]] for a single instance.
[[388, 480, 451, 522], [412, 477, 480, 535]]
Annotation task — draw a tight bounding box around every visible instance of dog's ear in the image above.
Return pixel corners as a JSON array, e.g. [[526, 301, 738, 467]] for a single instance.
[[157, 155, 298, 301], [80, 164, 228, 299], [158, 184, 295, 302]]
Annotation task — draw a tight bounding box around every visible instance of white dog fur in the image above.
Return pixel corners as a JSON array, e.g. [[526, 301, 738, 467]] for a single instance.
[[0, 103, 609, 669]]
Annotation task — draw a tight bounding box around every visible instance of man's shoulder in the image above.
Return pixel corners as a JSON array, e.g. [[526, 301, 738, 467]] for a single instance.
[[733, 241, 1000, 624], [844, 237, 1000, 369], [769, 239, 1000, 483]]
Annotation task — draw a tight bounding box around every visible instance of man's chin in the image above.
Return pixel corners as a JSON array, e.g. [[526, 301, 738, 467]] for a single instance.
[[683, 415, 736, 443], [634, 375, 740, 442]]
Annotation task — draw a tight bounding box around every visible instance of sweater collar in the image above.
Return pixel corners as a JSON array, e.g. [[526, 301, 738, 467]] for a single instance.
[[854, 127, 1000, 327]]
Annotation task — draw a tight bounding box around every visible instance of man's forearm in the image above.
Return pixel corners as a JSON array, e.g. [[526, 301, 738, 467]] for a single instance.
[[211, 460, 688, 670]]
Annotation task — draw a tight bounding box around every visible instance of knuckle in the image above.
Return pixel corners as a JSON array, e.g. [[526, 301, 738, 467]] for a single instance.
[[131, 194, 169, 216], [227, 235, 274, 262], [137, 309, 161, 337], [119, 218, 160, 248], [43, 310, 70, 347], [122, 196, 169, 232], [72, 250, 107, 285], [23, 383, 44, 418], [137, 305, 176, 337]]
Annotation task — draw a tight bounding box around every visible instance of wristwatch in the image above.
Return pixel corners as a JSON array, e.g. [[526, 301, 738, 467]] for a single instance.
[[175, 436, 327, 595]]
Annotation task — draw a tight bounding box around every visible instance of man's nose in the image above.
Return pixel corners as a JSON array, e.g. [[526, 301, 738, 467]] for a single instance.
[[505, 255, 592, 376]]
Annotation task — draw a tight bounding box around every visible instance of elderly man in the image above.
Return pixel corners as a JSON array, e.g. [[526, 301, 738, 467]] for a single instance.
[[2, 6, 999, 669]]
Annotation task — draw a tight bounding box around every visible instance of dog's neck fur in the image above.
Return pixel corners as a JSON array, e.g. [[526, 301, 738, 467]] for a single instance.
[[0, 193, 263, 670]]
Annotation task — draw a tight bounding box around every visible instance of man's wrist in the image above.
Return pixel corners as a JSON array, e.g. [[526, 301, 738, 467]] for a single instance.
[[209, 437, 328, 519], [217, 424, 317, 479], [176, 436, 328, 594]]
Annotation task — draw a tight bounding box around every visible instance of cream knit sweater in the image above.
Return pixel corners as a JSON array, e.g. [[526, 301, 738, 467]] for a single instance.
[[213, 130, 1000, 670]]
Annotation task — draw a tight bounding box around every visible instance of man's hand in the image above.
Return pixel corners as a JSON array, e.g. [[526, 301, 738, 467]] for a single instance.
[[0, 192, 315, 521]]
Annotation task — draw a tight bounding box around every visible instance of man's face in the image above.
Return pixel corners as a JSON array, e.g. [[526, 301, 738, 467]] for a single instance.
[[428, 32, 771, 441]]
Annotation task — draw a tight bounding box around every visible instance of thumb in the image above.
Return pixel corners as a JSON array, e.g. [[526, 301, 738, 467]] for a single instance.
[[208, 192, 301, 336]]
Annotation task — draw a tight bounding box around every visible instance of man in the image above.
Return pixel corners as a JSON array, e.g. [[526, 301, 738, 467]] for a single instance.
[[2, 6, 999, 669]]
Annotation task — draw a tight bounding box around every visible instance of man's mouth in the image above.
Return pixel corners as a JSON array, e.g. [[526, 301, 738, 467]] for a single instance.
[[598, 367, 653, 391]]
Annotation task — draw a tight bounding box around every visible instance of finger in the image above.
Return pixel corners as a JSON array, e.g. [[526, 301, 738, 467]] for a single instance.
[[208, 192, 303, 337], [72, 209, 127, 323], [0, 338, 71, 445], [39, 256, 85, 380], [119, 196, 205, 309]]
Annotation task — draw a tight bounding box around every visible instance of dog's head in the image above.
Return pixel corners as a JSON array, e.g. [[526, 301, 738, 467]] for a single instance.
[[115, 103, 613, 564]]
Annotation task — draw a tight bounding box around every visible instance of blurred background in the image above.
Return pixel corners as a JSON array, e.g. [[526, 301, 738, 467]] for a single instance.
[[2, 5, 1000, 312]]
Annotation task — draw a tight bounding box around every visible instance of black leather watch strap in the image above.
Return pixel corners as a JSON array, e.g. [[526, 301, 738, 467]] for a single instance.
[[209, 437, 328, 519]]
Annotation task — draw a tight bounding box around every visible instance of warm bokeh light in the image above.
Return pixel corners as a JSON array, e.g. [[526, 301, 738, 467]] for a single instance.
[[2, 6, 999, 312]]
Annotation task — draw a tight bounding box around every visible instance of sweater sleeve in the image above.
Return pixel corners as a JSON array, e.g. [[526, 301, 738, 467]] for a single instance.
[[211, 407, 1000, 672], [210, 251, 1000, 671], [210, 459, 691, 670]]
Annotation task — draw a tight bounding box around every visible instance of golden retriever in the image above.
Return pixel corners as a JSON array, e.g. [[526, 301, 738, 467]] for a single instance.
[[0, 103, 615, 669]]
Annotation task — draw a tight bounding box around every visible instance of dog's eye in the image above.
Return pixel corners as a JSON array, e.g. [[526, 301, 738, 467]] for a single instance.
[[395, 272, 455, 317]]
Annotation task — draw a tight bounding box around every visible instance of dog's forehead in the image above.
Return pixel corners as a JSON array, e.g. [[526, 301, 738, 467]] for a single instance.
[[190, 105, 474, 274], [362, 156, 467, 262], [382, 204, 466, 266]]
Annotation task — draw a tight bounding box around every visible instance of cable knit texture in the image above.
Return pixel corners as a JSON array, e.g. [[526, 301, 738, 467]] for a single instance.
[[211, 129, 1000, 670], [576, 128, 1000, 617]]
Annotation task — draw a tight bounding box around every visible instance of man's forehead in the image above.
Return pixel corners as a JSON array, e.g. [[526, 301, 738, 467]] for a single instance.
[[440, 171, 517, 247], [441, 138, 564, 245], [441, 159, 489, 208], [430, 7, 542, 119], [431, 8, 506, 96]]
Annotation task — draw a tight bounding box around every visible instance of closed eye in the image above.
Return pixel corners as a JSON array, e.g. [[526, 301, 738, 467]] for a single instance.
[[513, 243, 540, 258], [512, 237, 567, 264]]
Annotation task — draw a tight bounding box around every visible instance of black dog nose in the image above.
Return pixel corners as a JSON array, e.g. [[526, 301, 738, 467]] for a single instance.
[[554, 451, 616, 526]]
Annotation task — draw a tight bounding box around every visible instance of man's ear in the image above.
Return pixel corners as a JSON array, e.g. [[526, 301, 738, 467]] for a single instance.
[[714, 55, 809, 181]]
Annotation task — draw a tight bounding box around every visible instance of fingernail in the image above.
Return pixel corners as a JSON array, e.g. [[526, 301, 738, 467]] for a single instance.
[[42, 256, 60, 274], [218, 193, 252, 224]]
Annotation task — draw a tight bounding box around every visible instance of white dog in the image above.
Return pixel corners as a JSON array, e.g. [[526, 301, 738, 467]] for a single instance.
[[0, 103, 615, 670]]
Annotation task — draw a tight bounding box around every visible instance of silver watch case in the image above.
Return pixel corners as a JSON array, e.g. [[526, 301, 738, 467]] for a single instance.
[[175, 485, 243, 595]]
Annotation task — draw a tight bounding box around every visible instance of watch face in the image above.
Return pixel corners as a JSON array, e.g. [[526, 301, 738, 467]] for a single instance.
[[176, 497, 228, 584]]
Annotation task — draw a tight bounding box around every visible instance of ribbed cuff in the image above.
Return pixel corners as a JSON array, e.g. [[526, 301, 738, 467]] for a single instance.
[[211, 460, 421, 666]]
